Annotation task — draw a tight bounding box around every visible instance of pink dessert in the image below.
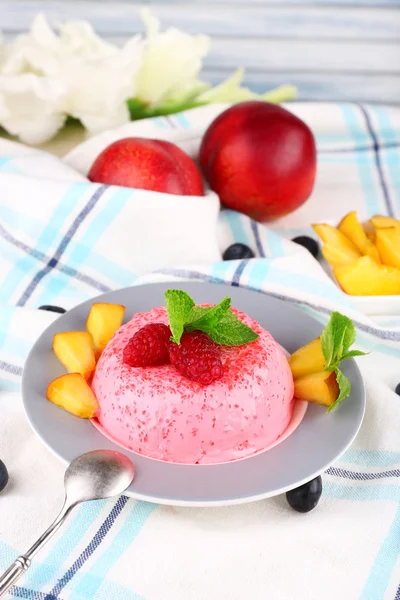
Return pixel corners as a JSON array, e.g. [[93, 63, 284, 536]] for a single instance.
[[92, 306, 294, 464]]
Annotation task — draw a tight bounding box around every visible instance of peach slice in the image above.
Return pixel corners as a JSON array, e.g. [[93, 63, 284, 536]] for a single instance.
[[289, 337, 326, 379], [365, 230, 376, 243], [322, 243, 360, 266], [313, 223, 361, 255], [86, 303, 125, 356], [375, 227, 400, 269], [334, 255, 400, 296], [294, 370, 339, 408], [53, 332, 95, 379], [338, 211, 380, 262], [46, 373, 99, 418], [370, 215, 400, 232]]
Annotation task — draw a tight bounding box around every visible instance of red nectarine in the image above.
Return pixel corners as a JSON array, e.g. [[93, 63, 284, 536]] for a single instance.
[[199, 101, 316, 221], [88, 137, 204, 196]]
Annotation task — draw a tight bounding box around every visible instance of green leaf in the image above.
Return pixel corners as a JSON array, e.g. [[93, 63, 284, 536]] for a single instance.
[[341, 349, 369, 360], [127, 97, 206, 121], [326, 368, 351, 413], [195, 68, 297, 105], [165, 289, 259, 347], [321, 312, 356, 369], [164, 289, 195, 344], [185, 296, 231, 330], [201, 310, 259, 346]]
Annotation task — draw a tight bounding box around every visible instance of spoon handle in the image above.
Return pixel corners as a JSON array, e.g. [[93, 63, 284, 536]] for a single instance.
[[0, 557, 31, 596], [0, 502, 73, 598]]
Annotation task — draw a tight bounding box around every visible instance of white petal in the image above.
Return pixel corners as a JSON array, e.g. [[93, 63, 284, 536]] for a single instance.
[[30, 13, 60, 50], [1, 15, 61, 77], [60, 37, 142, 134], [1, 40, 61, 77], [135, 8, 210, 107], [0, 73, 66, 144], [58, 20, 118, 59]]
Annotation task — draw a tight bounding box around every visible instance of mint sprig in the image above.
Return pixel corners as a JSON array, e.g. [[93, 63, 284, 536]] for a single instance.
[[165, 290, 259, 346], [165, 289, 194, 344], [321, 312, 367, 413]]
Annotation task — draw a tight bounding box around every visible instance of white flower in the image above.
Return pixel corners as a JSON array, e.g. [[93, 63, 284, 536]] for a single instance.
[[54, 18, 118, 60], [0, 14, 143, 141], [135, 9, 210, 108], [0, 73, 66, 144], [0, 11, 294, 144], [60, 36, 142, 134], [1, 15, 61, 77]]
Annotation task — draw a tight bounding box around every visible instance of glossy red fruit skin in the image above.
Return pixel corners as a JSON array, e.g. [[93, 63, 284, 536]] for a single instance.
[[88, 137, 204, 196], [199, 101, 316, 221]]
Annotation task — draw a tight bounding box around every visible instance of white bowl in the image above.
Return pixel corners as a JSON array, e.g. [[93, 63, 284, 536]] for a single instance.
[[345, 294, 400, 316], [321, 259, 400, 316]]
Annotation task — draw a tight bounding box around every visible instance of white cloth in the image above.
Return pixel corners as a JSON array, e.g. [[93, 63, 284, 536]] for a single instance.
[[0, 102, 400, 600]]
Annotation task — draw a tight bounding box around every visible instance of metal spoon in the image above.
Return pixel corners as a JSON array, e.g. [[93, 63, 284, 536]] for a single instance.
[[0, 450, 135, 597]]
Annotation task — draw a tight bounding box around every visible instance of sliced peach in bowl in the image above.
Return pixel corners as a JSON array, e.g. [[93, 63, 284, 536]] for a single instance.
[[375, 227, 400, 269], [46, 373, 99, 418], [334, 256, 400, 296], [53, 331, 95, 379], [322, 242, 360, 266], [312, 223, 360, 255], [370, 215, 400, 232], [338, 211, 380, 262]]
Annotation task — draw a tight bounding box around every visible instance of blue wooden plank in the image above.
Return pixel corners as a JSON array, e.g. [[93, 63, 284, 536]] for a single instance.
[[98, 36, 400, 73], [9, 0, 399, 6], [1, 2, 399, 40], [151, 0, 400, 5]]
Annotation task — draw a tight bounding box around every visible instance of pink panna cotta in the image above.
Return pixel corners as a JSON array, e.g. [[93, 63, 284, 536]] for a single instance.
[[91, 306, 294, 464]]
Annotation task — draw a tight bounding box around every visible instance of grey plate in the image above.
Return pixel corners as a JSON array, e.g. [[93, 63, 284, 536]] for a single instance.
[[22, 282, 365, 507]]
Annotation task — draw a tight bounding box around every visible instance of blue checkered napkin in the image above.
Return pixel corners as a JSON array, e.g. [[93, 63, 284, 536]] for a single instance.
[[0, 103, 400, 600]]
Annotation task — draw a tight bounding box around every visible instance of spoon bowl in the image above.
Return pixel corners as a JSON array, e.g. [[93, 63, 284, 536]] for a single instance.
[[65, 450, 135, 506]]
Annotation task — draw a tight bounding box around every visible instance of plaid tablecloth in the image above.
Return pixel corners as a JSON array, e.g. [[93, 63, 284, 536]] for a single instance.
[[0, 102, 400, 600]]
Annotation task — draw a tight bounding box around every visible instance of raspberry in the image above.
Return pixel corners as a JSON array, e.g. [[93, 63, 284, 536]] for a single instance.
[[123, 323, 172, 367], [168, 331, 223, 385]]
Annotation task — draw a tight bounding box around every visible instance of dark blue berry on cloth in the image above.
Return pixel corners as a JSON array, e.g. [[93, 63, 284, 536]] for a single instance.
[[0, 460, 9, 493], [395, 383, 400, 396], [286, 476, 322, 513], [223, 243, 255, 261], [292, 236, 319, 259], [38, 305, 66, 314]]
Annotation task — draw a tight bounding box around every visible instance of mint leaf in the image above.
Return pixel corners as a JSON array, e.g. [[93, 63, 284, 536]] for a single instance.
[[165, 289, 259, 347], [341, 349, 368, 360], [326, 368, 351, 413], [321, 312, 356, 369], [165, 289, 195, 344], [185, 296, 231, 330], [201, 309, 259, 346]]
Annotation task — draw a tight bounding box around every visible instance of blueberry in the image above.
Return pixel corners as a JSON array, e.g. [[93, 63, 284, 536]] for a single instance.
[[395, 383, 400, 396], [286, 476, 322, 513], [292, 236, 319, 259], [223, 243, 255, 261], [0, 460, 9, 493], [38, 305, 66, 314]]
